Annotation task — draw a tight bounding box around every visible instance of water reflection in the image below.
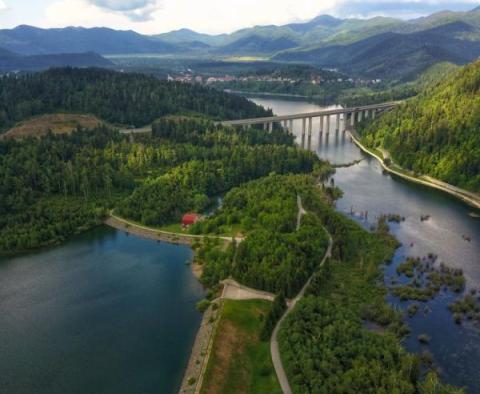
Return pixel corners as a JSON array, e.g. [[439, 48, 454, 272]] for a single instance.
[[0, 226, 204, 394]]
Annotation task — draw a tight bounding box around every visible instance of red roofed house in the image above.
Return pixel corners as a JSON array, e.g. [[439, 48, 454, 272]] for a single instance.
[[182, 213, 199, 227]]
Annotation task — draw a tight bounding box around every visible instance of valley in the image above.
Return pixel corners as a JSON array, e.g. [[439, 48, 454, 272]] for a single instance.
[[0, 3, 479, 394]]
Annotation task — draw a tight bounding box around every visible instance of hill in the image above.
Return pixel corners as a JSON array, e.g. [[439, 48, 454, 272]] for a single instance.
[[0, 25, 178, 55], [0, 51, 113, 71], [0, 67, 271, 133], [274, 22, 480, 80], [359, 60, 480, 192]]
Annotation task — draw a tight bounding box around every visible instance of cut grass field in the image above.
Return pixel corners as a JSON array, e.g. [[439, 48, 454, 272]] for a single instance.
[[201, 299, 281, 394], [1, 113, 105, 139]]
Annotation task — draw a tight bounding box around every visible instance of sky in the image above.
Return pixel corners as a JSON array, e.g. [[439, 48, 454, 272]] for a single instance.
[[0, 0, 478, 35]]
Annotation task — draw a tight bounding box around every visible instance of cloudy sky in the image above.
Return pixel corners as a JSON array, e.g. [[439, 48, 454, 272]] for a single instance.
[[0, 0, 478, 34]]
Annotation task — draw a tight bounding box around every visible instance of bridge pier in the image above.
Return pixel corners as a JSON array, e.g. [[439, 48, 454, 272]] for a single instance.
[[358, 111, 363, 122], [308, 117, 312, 138], [301, 118, 306, 148], [372, 109, 376, 119], [326, 115, 330, 134], [335, 113, 340, 133]]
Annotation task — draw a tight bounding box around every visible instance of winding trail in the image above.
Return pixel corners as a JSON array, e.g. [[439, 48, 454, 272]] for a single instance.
[[270, 195, 333, 394]]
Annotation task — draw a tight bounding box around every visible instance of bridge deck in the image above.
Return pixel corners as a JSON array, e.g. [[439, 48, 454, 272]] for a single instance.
[[222, 102, 399, 126]]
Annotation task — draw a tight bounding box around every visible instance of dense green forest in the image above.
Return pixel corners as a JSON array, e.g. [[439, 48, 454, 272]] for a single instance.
[[0, 115, 318, 252], [194, 172, 459, 392], [359, 60, 480, 192], [193, 174, 331, 297], [0, 67, 271, 132]]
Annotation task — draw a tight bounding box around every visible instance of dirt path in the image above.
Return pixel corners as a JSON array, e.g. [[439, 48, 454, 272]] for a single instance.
[[220, 279, 276, 303], [270, 195, 333, 394], [296, 194, 306, 231]]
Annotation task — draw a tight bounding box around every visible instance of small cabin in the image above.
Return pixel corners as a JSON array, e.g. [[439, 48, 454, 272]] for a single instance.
[[182, 213, 199, 227]]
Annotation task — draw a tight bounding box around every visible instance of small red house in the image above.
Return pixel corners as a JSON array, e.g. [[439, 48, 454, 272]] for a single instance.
[[182, 213, 199, 227]]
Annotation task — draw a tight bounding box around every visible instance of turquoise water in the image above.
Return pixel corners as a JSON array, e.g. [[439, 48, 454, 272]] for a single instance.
[[251, 97, 480, 391], [0, 226, 204, 394]]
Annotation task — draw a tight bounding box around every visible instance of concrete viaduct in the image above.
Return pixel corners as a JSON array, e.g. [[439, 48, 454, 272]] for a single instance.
[[221, 102, 399, 137]]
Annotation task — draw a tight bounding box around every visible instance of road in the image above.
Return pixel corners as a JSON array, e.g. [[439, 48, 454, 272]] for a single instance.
[[270, 196, 333, 394]]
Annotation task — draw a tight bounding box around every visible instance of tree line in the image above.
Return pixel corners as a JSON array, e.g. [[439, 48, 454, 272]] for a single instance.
[[0, 67, 272, 132]]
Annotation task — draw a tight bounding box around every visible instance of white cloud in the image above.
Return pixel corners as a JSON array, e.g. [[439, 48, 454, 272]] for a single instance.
[[0, 0, 8, 11], [43, 0, 480, 35], [45, 0, 339, 34], [88, 0, 161, 21]]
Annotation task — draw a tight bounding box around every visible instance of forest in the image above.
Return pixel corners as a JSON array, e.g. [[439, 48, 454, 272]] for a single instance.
[[358, 60, 480, 192], [192, 174, 331, 298], [0, 67, 271, 132], [273, 178, 461, 393], [193, 171, 461, 393], [0, 115, 319, 252]]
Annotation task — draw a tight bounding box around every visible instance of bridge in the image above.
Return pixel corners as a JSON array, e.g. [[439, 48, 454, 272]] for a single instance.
[[221, 102, 399, 134]]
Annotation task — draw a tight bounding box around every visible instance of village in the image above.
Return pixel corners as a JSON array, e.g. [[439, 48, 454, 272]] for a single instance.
[[167, 72, 382, 87]]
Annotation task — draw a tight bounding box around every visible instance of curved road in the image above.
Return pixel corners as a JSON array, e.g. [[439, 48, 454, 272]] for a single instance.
[[270, 195, 333, 394]]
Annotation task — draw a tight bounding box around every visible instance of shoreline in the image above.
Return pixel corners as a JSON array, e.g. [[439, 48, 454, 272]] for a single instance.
[[347, 131, 480, 211], [104, 214, 228, 393]]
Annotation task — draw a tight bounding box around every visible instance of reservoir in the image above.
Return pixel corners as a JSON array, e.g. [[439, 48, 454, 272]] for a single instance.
[[0, 226, 204, 394], [250, 96, 480, 391]]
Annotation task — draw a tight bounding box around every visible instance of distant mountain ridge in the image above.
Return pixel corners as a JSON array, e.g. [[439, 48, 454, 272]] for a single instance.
[[0, 49, 113, 71], [0, 25, 177, 55], [0, 5, 479, 79], [274, 22, 480, 80]]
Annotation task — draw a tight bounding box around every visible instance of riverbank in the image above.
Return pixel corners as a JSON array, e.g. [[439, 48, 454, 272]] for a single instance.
[[224, 89, 316, 99], [179, 299, 222, 394], [348, 130, 480, 210]]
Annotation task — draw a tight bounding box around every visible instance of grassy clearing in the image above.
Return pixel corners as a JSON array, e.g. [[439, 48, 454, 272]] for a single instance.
[[2, 113, 104, 139], [201, 299, 281, 394]]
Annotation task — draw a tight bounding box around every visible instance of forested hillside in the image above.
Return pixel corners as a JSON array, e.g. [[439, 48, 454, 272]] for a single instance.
[[359, 60, 480, 192], [0, 68, 270, 132], [0, 117, 318, 252]]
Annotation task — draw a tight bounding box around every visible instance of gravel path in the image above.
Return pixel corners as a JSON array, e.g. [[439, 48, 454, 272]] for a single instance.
[[271, 195, 333, 394]]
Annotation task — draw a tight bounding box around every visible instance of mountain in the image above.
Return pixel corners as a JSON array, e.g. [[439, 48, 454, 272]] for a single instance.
[[274, 22, 480, 80], [0, 25, 178, 55], [0, 47, 18, 58], [155, 28, 226, 46], [213, 35, 300, 55], [0, 5, 479, 74], [359, 60, 480, 192], [0, 51, 113, 71]]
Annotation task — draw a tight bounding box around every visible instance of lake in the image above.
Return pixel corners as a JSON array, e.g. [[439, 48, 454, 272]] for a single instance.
[[0, 226, 204, 394]]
